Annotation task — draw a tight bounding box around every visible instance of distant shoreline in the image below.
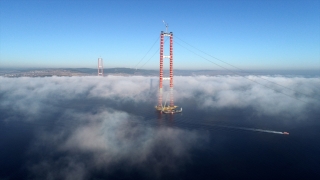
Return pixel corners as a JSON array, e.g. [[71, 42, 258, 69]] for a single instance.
[[0, 68, 319, 78]]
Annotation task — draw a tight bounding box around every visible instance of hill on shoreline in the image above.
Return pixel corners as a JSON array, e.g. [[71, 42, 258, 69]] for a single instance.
[[0, 68, 319, 77]]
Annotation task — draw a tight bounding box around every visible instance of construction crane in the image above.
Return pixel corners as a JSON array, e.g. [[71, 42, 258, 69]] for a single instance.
[[162, 20, 168, 33]]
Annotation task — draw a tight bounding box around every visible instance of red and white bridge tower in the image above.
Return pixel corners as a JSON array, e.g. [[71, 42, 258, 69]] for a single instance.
[[155, 29, 178, 112], [98, 58, 103, 76]]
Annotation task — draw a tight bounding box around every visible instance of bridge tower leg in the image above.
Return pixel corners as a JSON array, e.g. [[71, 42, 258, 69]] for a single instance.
[[158, 32, 164, 108], [169, 33, 174, 107]]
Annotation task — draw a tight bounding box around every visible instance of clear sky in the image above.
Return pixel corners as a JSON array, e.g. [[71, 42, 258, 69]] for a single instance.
[[0, 0, 319, 70]]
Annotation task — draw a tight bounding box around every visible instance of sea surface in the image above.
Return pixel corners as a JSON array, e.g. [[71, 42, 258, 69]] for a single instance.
[[1, 76, 320, 179]]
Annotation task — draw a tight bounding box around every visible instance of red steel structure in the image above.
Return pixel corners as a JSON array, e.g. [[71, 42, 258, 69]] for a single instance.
[[98, 58, 103, 76], [169, 33, 173, 107], [158, 32, 164, 107], [157, 31, 174, 109]]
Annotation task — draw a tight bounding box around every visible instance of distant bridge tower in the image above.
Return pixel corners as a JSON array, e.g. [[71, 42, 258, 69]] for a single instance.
[[98, 58, 103, 76], [155, 22, 179, 112]]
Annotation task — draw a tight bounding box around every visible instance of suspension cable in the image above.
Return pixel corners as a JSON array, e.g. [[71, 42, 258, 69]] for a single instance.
[[133, 36, 159, 70], [174, 36, 315, 99], [174, 40, 311, 104], [137, 37, 169, 70]]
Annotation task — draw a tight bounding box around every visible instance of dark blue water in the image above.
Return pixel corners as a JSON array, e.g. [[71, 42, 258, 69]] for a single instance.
[[1, 95, 320, 180]]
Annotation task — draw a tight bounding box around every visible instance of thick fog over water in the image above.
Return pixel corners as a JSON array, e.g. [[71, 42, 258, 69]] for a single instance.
[[1, 76, 320, 179]]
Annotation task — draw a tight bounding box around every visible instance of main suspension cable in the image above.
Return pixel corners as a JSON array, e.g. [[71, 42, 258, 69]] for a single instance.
[[174, 40, 310, 104], [175, 36, 314, 99], [134, 36, 159, 70]]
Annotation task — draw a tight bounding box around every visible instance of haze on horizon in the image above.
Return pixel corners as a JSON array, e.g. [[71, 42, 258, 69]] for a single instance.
[[0, 0, 319, 70]]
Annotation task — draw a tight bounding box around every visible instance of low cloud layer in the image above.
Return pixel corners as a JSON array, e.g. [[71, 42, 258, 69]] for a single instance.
[[174, 75, 320, 117], [0, 76, 152, 121], [1, 75, 319, 119], [0, 75, 319, 179], [28, 109, 202, 180]]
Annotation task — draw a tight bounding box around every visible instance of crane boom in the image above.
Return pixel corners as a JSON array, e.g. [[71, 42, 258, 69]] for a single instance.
[[162, 20, 168, 32]]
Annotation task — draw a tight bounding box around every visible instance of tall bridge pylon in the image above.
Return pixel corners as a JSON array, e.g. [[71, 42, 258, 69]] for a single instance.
[[155, 30, 180, 113], [98, 58, 103, 76]]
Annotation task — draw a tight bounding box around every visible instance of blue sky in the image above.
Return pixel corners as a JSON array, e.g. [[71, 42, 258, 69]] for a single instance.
[[0, 0, 319, 70]]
